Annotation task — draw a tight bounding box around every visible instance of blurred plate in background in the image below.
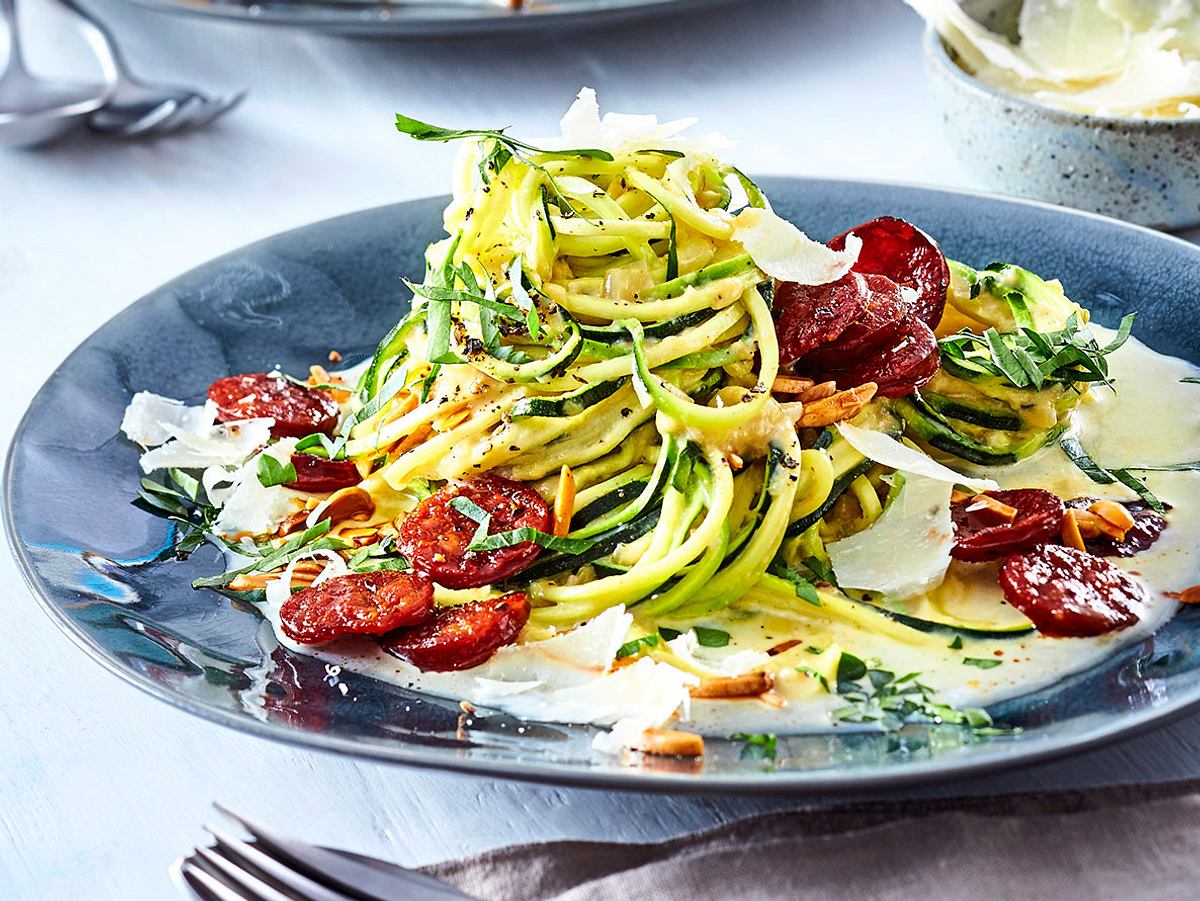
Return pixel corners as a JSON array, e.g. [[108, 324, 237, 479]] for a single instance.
[[123, 0, 732, 38]]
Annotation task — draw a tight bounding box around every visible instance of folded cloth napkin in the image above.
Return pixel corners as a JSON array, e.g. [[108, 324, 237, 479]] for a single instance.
[[421, 779, 1200, 900]]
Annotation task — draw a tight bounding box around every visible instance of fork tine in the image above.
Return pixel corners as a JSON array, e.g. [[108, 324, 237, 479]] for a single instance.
[[195, 846, 299, 901], [180, 858, 250, 901], [204, 822, 355, 901], [155, 95, 206, 135], [180, 89, 246, 132]]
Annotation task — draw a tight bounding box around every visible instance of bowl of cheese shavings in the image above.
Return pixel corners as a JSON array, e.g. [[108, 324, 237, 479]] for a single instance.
[[911, 0, 1200, 229]]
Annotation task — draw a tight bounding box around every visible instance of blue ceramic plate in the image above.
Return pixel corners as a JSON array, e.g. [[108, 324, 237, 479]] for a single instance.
[[123, 0, 730, 39], [7, 178, 1200, 793]]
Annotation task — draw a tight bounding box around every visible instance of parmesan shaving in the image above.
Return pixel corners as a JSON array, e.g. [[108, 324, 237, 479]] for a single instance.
[[732, 208, 860, 285], [836, 423, 999, 491], [827, 474, 954, 600], [550, 87, 734, 155], [212, 439, 300, 537]]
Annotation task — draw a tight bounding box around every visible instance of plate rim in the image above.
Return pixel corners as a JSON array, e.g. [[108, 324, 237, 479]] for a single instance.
[[119, 0, 724, 37], [7, 174, 1200, 795]]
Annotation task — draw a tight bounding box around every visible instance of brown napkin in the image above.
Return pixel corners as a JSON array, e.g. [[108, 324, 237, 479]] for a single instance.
[[422, 780, 1200, 900]]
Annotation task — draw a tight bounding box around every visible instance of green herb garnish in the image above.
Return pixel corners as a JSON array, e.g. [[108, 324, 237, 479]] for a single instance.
[[963, 657, 1002, 670], [256, 454, 297, 488], [731, 732, 777, 761], [133, 468, 220, 559], [938, 312, 1134, 391], [449, 496, 492, 547], [616, 634, 660, 659], [467, 527, 596, 554], [694, 626, 730, 648]]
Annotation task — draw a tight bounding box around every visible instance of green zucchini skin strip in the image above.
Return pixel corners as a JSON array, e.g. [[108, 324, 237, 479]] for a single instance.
[[509, 377, 628, 419], [640, 254, 758, 300], [876, 608, 1035, 638], [918, 390, 1023, 432], [514, 506, 663, 583], [577, 309, 714, 342], [569, 437, 677, 539], [894, 396, 1067, 467]]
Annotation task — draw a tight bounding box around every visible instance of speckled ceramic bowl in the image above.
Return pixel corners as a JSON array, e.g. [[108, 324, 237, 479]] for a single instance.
[[924, 26, 1200, 229]]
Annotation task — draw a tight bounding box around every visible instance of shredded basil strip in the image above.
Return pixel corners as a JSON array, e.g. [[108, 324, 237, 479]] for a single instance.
[[192, 520, 351, 589], [1059, 438, 1168, 513], [449, 496, 493, 547], [468, 527, 596, 554]]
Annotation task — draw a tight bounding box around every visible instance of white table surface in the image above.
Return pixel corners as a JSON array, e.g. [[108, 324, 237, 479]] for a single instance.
[[5, 0, 1200, 898]]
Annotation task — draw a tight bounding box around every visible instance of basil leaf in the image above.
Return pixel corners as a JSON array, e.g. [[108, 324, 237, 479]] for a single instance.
[[693, 626, 730, 648], [963, 657, 1002, 669], [257, 454, 297, 488], [616, 634, 659, 659]]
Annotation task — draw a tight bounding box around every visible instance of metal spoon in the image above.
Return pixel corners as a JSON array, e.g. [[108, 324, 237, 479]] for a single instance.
[[0, 0, 111, 148], [51, 0, 245, 138]]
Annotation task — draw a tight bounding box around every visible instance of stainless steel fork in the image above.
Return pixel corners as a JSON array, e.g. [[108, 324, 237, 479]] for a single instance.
[[173, 804, 476, 900]]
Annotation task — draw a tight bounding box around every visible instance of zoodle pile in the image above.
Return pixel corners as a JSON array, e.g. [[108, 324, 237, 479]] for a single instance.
[[124, 94, 1191, 744]]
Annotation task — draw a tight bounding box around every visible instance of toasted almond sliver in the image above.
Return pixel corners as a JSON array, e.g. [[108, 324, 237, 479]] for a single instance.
[[798, 380, 838, 403], [794, 383, 877, 428], [1089, 500, 1136, 537], [324, 487, 376, 525], [626, 728, 705, 758], [950, 489, 976, 505], [771, 375, 815, 395], [965, 494, 1018, 525], [689, 671, 775, 699], [1180, 586, 1200, 605], [1061, 510, 1087, 552], [553, 465, 576, 538], [767, 639, 802, 657]]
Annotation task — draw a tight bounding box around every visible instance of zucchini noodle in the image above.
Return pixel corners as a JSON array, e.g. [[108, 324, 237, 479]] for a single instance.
[[338, 134, 864, 649]]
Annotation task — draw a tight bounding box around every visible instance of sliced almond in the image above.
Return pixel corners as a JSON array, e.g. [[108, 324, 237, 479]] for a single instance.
[[1071, 509, 1104, 539], [794, 382, 877, 428], [553, 465, 576, 538], [1089, 500, 1136, 540], [393, 423, 434, 456], [626, 728, 705, 758], [381, 391, 419, 426], [965, 494, 1018, 525], [950, 489, 976, 505], [1180, 586, 1200, 605], [767, 639, 802, 657], [324, 487, 375, 525], [771, 375, 815, 395], [798, 380, 838, 403], [689, 671, 775, 699], [1061, 510, 1087, 552]]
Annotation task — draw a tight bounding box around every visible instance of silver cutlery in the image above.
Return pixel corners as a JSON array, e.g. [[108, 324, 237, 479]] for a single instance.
[[173, 804, 476, 900], [51, 0, 245, 137], [0, 0, 111, 147]]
